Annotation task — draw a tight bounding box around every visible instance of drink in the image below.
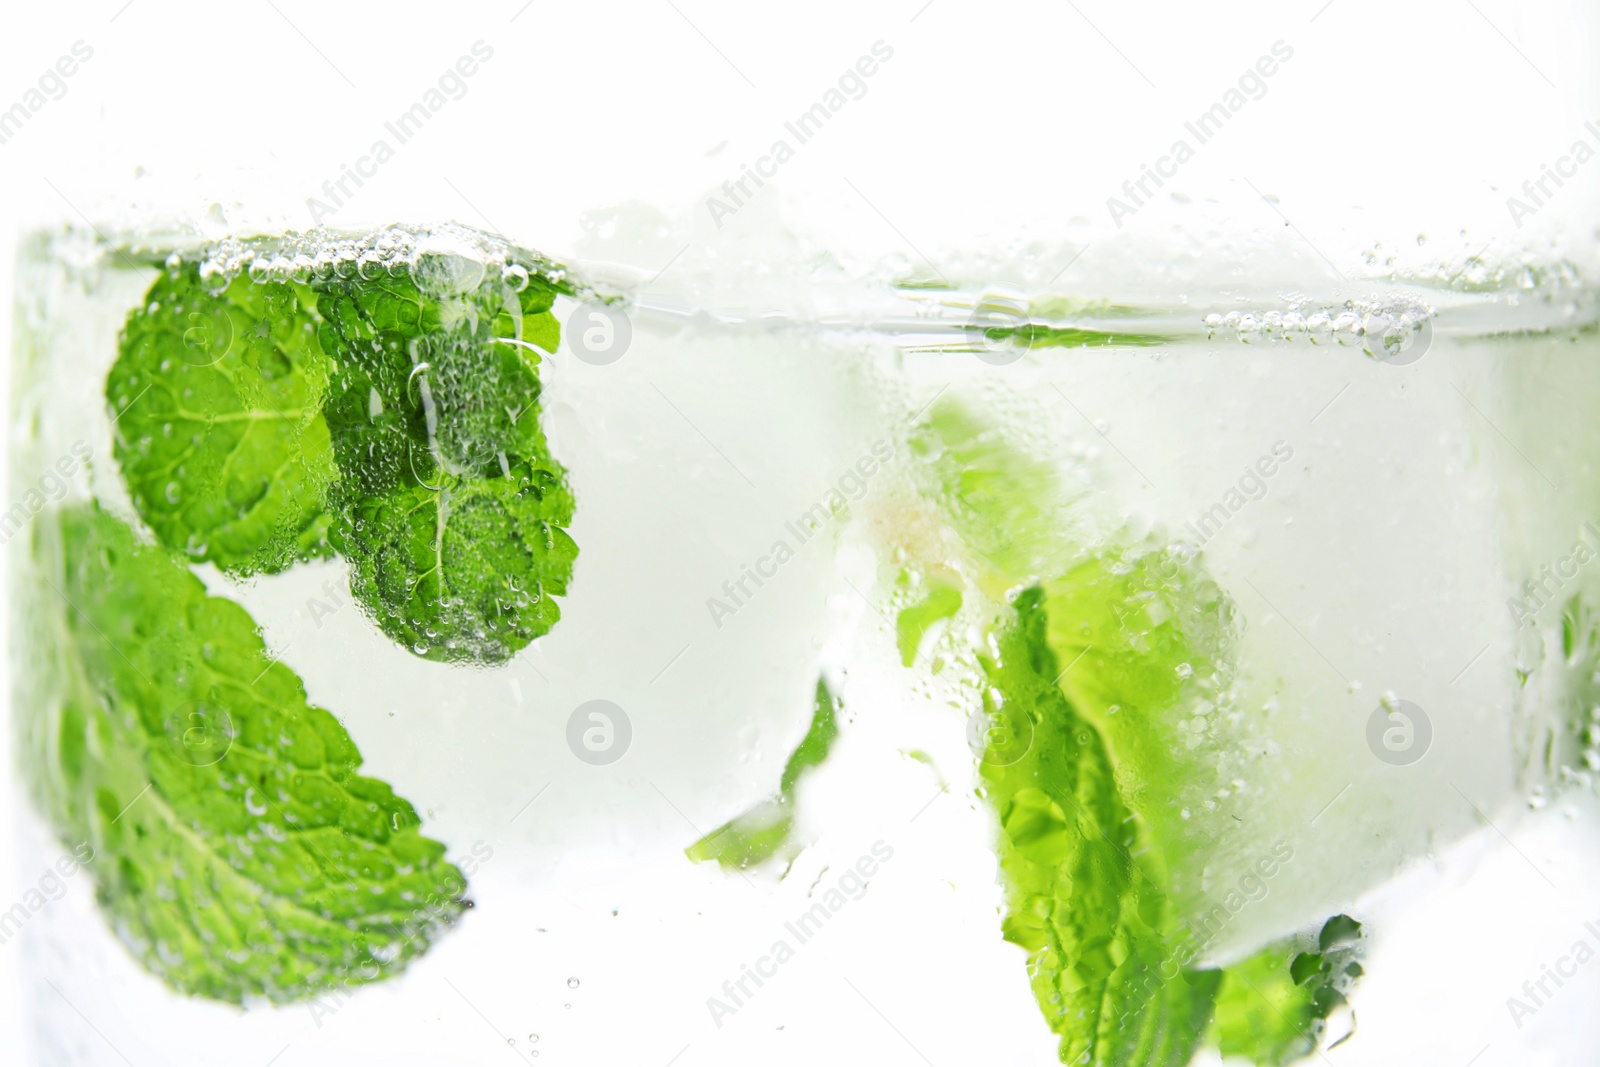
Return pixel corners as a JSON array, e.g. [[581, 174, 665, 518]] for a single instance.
[[10, 221, 1600, 1066]]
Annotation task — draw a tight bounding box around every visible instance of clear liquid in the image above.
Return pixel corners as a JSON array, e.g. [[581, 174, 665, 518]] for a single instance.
[[11, 227, 1600, 1066]]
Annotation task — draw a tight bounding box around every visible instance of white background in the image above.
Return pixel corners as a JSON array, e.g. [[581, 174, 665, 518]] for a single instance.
[[2, 2, 1599, 1064]]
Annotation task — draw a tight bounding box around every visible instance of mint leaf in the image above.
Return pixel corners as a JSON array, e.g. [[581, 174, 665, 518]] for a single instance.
[[314, 265, 561, 481], [108, 265, 337, 574], [334, 460, 576, 663], [979, 588, 1222, 1066], [687, 678, 841, 870], [1036, 548, 1235, 877], [895, 579, 962, 666], [914, 394, 1239, 867], [915, 395, 1362, 1064], [910, 396, 1087, 585], [312, 258, 576, 665], [977, 323, 1168, 350], [27, 504, 466, 1003], [1209, 915, 1366, 1064]]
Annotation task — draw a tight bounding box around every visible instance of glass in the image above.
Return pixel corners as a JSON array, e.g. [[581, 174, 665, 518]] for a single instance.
[[6, 2, 1600, 1065], [9, 217, 1600, 1066]]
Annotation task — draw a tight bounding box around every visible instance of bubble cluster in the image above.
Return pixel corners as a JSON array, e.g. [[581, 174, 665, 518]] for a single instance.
[[1203, 298, 1435, 361], [194, 221, 579, 299]]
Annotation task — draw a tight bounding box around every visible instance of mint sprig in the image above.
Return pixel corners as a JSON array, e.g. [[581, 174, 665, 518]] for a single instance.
[[313, 260, 576, 665], [980, 588, 1222, 1066], [107, 243, 579, 666], [687, 678, 841, 869], [30, 504, 466, 1003], [1209, 915, 1366, 1064], [108, 265, 337, 575]]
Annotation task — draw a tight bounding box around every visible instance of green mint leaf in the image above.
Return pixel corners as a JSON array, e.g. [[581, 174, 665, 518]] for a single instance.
[[979, 588, 1221, 1067], [312, 257, 577, 665], [107, 264, 337, 574], [333, 460, 577, 664], [977, 323, 1168, 350], [914, 394, 1240, 868], [895, 578, 962, 667], [1036, 547, 1236, 877], [683, 801, 794, 871], [1209, 915, 1366, 1065], [688, 678, 841, 870], [910, 396, 1087, 585], [27, 504, 466, 1003]]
